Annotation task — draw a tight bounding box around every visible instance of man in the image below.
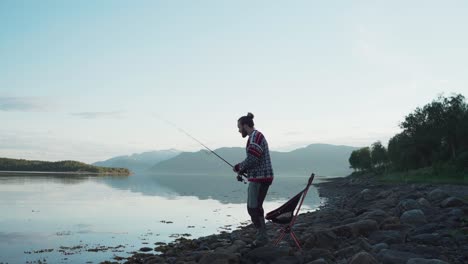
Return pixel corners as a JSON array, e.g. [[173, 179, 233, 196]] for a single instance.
[[233, 112, 274, 246]]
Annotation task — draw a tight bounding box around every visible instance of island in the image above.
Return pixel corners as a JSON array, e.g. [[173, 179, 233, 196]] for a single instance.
[[0, 157, 130, 175]]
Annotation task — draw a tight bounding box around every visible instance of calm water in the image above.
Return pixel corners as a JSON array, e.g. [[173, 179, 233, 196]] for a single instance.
[[0, 172, 323, 264]]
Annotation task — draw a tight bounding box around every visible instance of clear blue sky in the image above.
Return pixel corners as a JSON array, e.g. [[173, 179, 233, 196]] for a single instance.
[[1, 0, 467, 163]]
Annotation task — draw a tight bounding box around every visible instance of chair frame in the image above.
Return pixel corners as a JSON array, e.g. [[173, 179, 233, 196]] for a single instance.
[[267, 173, 315, 250]]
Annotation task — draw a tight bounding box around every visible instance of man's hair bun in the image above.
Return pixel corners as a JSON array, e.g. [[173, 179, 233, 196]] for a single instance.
[[247, 112, 254, 119]]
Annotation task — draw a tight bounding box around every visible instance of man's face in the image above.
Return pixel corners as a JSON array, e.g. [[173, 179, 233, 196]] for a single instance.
[[237, 122, 248, 138]]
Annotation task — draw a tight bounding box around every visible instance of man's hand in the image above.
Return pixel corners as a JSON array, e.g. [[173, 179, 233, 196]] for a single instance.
[[233, 163, 241, 173], [236, 175, 243, 182]]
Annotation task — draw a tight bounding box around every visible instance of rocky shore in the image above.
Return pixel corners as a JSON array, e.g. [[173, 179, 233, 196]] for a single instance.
[[102, 174, 468, 264]]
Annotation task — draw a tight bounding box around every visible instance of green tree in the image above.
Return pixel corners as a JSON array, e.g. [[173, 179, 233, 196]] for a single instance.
[[371, 141, 388, 168], [348, 147, 372, 171], [349, 150, 360, 171]]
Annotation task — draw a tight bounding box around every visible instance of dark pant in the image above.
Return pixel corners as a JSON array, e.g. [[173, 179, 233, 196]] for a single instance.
[[247, 182, 270, 229]]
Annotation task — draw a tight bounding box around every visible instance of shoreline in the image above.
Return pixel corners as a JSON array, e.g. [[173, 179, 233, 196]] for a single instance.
[[0, 170, 131, 176], [102, 173, 468, 264]]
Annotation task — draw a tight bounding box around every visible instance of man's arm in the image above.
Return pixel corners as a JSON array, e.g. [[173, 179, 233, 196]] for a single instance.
[[234, 143, 263, 174]]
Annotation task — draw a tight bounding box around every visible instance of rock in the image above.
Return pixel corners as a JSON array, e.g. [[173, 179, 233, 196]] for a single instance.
[[306, 258, 328, 264], [219, 240, 246, 254], [360, 209, 389, 224], [380, 217, 400, 230], [406, 258, 449, 264], [408, 233, 440, 246], [245, 246, 289, 263], [139, 247, 153, 252], [369, 230, 405, 244], [427, 189, 449, 202], [417, 198, 431, 208], [348, 219, 379, 237], [397, 199, 421, 216], [448, 208, 464, 218], [409, 223, 440, 236], [271, 256, 302, 264], [349, 251, 378, 264], [304, 248, 334, 262], [440, 197, 466, 208], [400, 209, 427, 226], [142, 256, 165, 264], [360, 189, 373, 201], [304, 230, 338, 249], [372, 243, 388, 253], [331, 225, 353, 238], [377, 249, 422, 264], [198, 252, 240, 264], [335, 245, 359, 259]]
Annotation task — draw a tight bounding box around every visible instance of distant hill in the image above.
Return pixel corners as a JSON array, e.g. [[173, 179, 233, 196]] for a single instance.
[[93, 149, 180, 172], [150, 144, 359, 177], [0, 158, 130, 175]]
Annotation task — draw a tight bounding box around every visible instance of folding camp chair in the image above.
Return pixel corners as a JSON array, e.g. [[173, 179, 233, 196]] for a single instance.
[[265, 173, 315, 250]]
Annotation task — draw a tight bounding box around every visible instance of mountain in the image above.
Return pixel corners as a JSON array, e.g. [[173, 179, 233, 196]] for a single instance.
[[93, 149, 181, 172], [149, 144, 359, 177]]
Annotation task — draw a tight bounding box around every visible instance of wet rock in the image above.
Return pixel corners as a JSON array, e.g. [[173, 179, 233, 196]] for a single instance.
[[139, 247, 153, 252]]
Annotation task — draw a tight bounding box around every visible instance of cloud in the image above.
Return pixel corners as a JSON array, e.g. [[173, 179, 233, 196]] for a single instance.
[[70, 111, 124, 119], [0, 97, 51, 112]]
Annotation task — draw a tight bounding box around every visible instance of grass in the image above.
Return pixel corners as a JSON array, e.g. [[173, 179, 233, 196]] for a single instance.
[[376, 167, 468, 185]]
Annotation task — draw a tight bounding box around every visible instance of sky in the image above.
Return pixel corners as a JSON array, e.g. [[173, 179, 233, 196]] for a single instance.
[[1, 0, 467, 163]]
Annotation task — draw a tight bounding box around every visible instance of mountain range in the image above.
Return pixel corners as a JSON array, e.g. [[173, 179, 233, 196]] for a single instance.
[[95, 144, 359, 177], [93, 149, 180, 173]]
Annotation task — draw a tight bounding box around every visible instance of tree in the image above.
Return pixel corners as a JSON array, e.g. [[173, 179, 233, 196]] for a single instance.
[[371, 141, 388, 168], [348, 147, 372, 171], [349, 150, 360, 171]]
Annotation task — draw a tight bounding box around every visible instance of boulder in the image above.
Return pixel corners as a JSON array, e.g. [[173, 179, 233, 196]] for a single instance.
[[349, 251, 379, 264], [400, 209, 427, 226]]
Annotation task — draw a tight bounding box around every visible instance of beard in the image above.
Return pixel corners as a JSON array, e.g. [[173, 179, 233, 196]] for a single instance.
[[241, 128, 248, 138]]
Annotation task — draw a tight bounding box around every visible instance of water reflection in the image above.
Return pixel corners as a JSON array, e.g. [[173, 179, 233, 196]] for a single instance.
[[99, 173, 321, 206], [0, 172, 324, 263]]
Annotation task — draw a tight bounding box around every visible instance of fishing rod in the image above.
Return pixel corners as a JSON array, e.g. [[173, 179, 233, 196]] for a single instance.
[[156, 115, 247, 183]]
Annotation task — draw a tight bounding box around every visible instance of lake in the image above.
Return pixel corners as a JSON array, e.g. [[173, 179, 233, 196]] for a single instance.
[[0, 172, 325, 263]]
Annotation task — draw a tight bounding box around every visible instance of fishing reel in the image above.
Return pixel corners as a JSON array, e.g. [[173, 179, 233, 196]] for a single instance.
[[237, 174, 247, 184]]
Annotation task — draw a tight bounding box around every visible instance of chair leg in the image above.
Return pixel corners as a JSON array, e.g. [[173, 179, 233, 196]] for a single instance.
[[290, 231, 302, 250], [274, 228, 287, 246]]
